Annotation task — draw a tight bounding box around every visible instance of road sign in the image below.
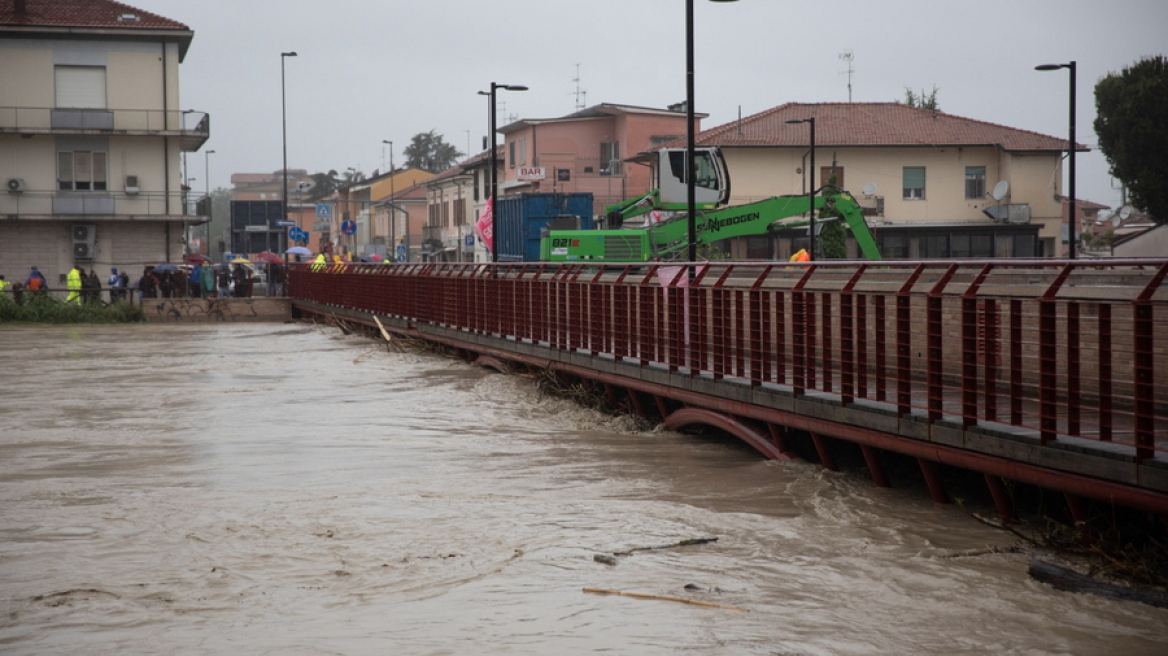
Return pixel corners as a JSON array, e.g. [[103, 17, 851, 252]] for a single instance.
[[288, 227, 308, 242], [341, 220, 357, 236], [464, 234, 475, 247], [396, 244, 407, 262], [316, 204, 333, 220], [276, 220, 296, 227]]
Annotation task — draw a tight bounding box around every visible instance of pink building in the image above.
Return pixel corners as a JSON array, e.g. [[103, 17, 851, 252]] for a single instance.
[[496, 103, 704, 212]]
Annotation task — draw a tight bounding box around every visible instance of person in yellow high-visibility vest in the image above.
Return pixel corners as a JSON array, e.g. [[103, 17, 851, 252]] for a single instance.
[[66, 265, 84, 304], [789, 248, 811, 263], [311, 253, 327, 272]]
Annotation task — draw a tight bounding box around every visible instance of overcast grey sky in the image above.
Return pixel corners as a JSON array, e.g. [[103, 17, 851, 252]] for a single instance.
[[143, 0, 1165, 211]]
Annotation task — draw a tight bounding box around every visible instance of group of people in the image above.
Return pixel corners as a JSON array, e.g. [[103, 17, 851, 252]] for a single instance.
[[1, 261, 287, 305]]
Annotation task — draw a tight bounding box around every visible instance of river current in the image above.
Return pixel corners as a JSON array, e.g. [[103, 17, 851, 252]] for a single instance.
[[1, 323, 1165, 655]]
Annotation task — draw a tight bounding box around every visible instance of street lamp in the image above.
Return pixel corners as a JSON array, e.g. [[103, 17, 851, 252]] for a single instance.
[[382, 139, 396, 259], [281, 51, 297, 253], [686, 0, 739, 264], [484, 82, 528, 265], [204, 149, 215, 257], [786, 117, 816, 260], [1035, 60, 1077, 259]]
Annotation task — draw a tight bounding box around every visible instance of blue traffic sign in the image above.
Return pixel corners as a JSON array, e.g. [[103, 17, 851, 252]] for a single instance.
[[288, 227, 308, 242], [396, 244, 407, 262], [341, 220, 357, 236], [276, 220, 296, 227], [316, 204, 333, 220]]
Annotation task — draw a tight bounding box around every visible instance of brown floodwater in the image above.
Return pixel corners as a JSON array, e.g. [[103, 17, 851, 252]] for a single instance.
[[1, 323, 1165, 655]]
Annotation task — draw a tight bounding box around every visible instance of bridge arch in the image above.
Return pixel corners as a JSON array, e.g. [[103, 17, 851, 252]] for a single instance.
[[662, 408, 791, 461]]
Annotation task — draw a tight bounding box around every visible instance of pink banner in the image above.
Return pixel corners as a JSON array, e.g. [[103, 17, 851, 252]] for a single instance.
[[475, 197, 494, 253]]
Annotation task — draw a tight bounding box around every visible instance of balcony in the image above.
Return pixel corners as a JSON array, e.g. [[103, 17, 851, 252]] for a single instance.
[[1, 189, 206, 222], [0, 107, 210, 151]]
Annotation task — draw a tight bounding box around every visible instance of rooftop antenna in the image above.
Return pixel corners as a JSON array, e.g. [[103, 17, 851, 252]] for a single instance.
[[571, 63, 587, 111], [839, 49, 855, 102]]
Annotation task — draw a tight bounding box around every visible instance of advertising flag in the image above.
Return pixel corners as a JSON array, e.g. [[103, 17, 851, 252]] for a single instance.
[[475, 196, 494, 253]]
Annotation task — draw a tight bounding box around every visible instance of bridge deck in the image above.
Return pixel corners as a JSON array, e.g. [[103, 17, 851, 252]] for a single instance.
[[289, 259, 1168, 515]]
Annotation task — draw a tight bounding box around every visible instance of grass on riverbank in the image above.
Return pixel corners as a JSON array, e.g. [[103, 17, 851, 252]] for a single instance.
[[0, 295, 145, 324]]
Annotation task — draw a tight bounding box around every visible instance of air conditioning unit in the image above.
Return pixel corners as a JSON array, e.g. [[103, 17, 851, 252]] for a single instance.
[[125, 175, 140, 196], [73, 242, 95, 259], [72, 223, 96, 260], [6, 178, 25, 194]]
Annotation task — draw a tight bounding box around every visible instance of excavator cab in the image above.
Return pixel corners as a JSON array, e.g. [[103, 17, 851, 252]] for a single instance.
[[655, 147, 730, 208]]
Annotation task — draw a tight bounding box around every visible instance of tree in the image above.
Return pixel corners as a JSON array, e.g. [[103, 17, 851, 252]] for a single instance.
[[302, 169, 365, 202], [1094, 56, 1168, 224], [817, 170, 848, 258], [403, 130, 464, 173], [901, 85, 941, 110]]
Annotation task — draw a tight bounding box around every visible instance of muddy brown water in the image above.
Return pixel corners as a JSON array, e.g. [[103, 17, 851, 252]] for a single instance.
[[1, 323, 1165, 655]]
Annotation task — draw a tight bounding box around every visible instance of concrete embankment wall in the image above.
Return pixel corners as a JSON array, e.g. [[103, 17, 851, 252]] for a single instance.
[[140, 298, 291, 322]]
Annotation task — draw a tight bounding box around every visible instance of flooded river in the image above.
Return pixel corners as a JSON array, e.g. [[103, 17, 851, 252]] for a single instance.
[[1, 323, 1165, 655]]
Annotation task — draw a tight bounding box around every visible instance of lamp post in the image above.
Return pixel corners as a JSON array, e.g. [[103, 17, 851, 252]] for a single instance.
[[785, 117, 816, 260], [382, 139, 396, 260], [485, 82, 528, 264], [281, 51, 297, 252], [204, 149, 215, 257], [1035, 60, 1076, 259], [686, 0, 740, 264]]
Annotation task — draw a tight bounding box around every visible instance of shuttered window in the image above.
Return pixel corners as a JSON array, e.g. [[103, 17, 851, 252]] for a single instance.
[[903, 166, 926, 200], [55, 66, 107, 109]]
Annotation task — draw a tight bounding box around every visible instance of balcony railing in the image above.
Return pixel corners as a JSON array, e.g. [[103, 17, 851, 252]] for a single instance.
[[0, 107, 209, 149]]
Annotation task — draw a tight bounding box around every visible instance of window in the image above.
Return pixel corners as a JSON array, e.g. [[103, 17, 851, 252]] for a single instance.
[[600, 141, 620, 175], [903, 166, 926, 200], [1012, 234, 1036, 257], [55, 66, 107, 108], [518, 138, 526, 166], [921, 235, 949, 258], [965, 166, 986, 199], [951, 234, 994, 258], [508, 141, 516, 168], [667, 150, 719, 190], [58, 150, 108, 191], [879, 233, 910, 259]]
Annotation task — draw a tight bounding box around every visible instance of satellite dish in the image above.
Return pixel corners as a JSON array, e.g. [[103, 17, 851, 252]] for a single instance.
[[1119, 205, 1132, 220], [862, 182, 877, 197], [991, 180, 1009, 201]]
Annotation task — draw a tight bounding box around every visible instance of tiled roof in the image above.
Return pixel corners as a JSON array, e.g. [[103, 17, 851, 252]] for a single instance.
[[0, 0, 188, 30], [693, 102, 1082, 152]]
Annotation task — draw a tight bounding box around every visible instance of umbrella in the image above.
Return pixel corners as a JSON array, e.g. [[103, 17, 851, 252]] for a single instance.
[[285, 246, 313, 255], [230, 258, 252, 265], [183, 253, 210, 264], [153, 263, 178, 272], [358, 254, 385, 263], [254, 251, 282, 264]]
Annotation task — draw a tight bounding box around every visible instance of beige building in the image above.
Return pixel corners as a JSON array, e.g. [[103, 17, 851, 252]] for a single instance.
[[0, 0, 207, 287], [693, 102, 1080, 259]]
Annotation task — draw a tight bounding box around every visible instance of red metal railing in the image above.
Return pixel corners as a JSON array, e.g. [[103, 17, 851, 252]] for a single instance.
[[290, 259, 1168, 461]]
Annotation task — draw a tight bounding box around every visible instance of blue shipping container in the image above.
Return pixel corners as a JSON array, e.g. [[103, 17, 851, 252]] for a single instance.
[[495, 193, 593, 262]]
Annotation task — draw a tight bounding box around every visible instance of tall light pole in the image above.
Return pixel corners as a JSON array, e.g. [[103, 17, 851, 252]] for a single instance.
[[383, 139, 396, 260], [786, 117, 816, 260], [1035, 60, 1077, 259], [686, 0, 739, 264], [485, 82, 528, 264], [281, 51, 297, 253], [204, 149, 215, 257]]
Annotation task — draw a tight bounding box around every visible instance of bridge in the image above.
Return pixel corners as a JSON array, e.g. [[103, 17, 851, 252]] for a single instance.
[[288, 259, 1168, 523]]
